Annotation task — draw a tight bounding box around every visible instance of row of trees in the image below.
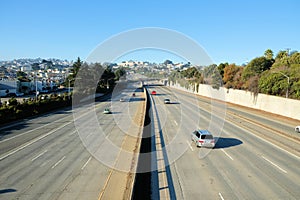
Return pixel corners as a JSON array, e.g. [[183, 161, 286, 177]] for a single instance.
[[169, 49, 300, 99], [65, 57, 126, 95]]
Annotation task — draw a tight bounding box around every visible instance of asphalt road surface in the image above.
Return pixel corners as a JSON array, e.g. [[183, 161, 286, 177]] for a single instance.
[[0, 83, 145, 200], [148, 85, 300, 200], [2, 82, 300, 200]]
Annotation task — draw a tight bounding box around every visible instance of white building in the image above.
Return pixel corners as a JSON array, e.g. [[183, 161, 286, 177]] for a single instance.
[[0, 80, 18, 97]]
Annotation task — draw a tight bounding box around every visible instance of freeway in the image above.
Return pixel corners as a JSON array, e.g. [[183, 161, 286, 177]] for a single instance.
[[148, 85, 300, 199], [0, 82, 145, 200]]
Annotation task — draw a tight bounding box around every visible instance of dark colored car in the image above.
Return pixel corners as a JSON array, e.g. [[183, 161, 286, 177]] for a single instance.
[[103, 108, 112, 114]]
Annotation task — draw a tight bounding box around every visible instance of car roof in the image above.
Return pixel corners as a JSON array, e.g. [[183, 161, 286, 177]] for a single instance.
[[197, 130, 212, 135]]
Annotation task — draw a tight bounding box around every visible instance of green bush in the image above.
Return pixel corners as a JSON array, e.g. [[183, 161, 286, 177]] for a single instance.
[[0, 95, 71, 125]]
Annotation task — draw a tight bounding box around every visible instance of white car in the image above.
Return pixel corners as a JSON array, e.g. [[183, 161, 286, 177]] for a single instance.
[[191, 129, 215, 148], [295, 126, 300, 133], [164, 98, 171, 104], [120, 97, 125, 102]]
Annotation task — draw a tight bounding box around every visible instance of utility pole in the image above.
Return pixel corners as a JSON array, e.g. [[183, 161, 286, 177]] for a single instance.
[[286, 48, 291, 56], [273, 71, 290, 98], [35, 73, 38, 100]]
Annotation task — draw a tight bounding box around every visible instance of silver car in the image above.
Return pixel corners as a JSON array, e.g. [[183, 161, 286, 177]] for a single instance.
[[191, 130, 215, 148], [164, 98, 171, 104], [120, 97, 125, 102]]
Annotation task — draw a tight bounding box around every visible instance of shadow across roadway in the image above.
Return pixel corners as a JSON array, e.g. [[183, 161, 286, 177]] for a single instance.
[[214, 137, 243, 149], [0, 188, 17, 194]]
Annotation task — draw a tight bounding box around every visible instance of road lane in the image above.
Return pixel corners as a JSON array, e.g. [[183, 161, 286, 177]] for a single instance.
[[0, 82, 145, 200]]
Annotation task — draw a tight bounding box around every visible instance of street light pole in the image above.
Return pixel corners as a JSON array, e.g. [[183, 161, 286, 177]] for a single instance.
[[274, 71, 290, 98], [68, 79, 73, 99], [68, 77, 81, 99], [35, 73, 38, 100], [286, 75, 290, 98], [68, 79, 71, 95]]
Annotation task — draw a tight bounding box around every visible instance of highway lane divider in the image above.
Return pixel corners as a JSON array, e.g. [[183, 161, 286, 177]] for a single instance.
[[98, 87, 147, 200], [132, 87, 176, 200]]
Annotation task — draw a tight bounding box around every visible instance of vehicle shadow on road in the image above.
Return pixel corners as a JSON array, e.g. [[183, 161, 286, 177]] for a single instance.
[[214, 137, 243, 149], [0, 188, 17, 194], [111, 111, 123, 114], [145, 84, 164, 88], [152, 94, 166, 96], [129, 97, 146, 102], [168, 102, 180, 105]]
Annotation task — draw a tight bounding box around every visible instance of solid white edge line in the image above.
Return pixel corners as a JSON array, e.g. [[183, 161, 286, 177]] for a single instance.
[[219, 192, 225, 200], [221, 149, 234, 160], [31, 150, 47, 161], [51, 156, 66, 169], [262, 156, 287, 174], [0, 121, 72, 161], [81, 156, 92, 170]]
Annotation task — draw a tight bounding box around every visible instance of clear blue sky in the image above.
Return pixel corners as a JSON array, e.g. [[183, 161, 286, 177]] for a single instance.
[[0, 0, 299, 65]]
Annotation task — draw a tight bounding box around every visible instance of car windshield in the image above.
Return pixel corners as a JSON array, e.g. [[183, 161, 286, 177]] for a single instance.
[[201, 135, 213, 139]]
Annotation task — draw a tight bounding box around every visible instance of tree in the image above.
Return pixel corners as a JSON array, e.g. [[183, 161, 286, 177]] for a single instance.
[[289, 52, 300, 65], [275, 50, 288, 61], [115, 67, 126, 80], [223, 64, 244, 89], [242, 56, 273, 80], [163, 60, 173, 66], [64, 57, 83, 87], [259, 62, 300, 99], [233, 66, 244, 89], [72, 57, 82, 77], [17, 71, 30, 82], [8, 97, 18, 106], [242, 56, 273, 94], [211, 71, 223, 89], [181, 67, 198, 79], [217, 62, 228, 78], [17, 71, 27, 78], [202, 64, 222, 89], [264, 49, 274, 60]]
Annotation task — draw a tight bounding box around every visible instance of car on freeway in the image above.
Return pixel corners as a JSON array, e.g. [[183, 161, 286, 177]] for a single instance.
[[151, 91, 157, 95], [120, 97, 125, 102], [191, 129, 215, 148], [164, 98, 171, 104], [295, 126, 300, 133], [103, 108, 112, 114]]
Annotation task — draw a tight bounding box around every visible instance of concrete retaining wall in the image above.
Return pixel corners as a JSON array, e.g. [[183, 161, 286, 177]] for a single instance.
[[169, 82, 300, 121]]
